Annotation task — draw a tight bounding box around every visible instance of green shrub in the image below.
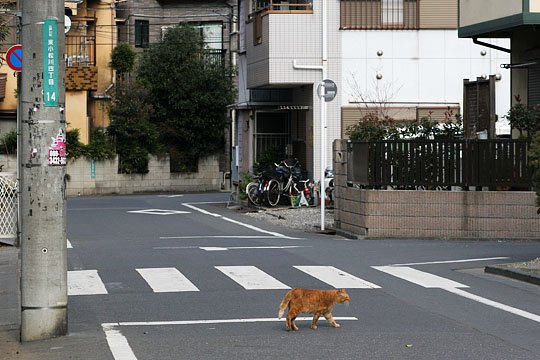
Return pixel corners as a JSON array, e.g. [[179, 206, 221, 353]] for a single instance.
[[0, 130, 17, 154]]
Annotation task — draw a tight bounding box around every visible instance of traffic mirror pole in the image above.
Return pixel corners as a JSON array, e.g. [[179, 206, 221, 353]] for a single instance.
[[20, 0, 68, 341]]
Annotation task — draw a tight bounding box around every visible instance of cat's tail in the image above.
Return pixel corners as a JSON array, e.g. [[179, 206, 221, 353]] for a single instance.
[[278, 290, 293, 319]]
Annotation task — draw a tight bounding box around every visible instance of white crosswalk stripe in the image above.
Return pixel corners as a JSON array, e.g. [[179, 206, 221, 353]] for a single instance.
[[294, 266, 381, 289], [68, 265, 384, 295], [136, 267, 200, 292], [68, 270, 108, 296], [215, 266, 291, 290]]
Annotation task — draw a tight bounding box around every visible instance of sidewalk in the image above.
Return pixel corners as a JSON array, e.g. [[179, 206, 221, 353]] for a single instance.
[[0, 245, 21, 359]]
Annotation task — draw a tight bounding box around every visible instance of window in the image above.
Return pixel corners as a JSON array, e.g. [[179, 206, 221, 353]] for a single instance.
[[135, 20, 149, 48], [382, 0, 403, 25], [340, 0, 418, 30]]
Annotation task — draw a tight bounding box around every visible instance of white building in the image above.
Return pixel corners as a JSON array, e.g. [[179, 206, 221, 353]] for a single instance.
[[231, 0, 510, 182]]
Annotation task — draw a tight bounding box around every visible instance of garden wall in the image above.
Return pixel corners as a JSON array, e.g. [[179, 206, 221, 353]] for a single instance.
[[333, 140, 540, 240], [0, 154, 223, 196]]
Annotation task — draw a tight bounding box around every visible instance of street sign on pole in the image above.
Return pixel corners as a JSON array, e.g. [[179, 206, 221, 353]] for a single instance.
[[317, 79, 337, 102], [6, 44, 22, 72], [43, 18, 59, 107]]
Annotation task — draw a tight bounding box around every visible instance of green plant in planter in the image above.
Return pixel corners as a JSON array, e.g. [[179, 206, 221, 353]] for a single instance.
[[346, 113, 388, 141], [504, 95, 540, 140]]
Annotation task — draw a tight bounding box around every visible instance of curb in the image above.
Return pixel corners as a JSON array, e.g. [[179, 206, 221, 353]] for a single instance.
[[484, 265, 540, 286]]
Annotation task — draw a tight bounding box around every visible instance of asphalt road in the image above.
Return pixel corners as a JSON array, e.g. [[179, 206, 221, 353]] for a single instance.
[[9, 193, 540, 359]]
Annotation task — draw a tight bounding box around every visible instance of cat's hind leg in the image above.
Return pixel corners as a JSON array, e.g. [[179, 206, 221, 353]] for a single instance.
[[324, 312, 340, 328]]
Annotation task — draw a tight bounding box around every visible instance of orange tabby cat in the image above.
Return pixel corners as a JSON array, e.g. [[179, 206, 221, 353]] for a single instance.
[[277, 288, 350, 331]]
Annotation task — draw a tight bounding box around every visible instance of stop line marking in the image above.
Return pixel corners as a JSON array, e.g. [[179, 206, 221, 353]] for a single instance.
[[102, 317, 359, 360]]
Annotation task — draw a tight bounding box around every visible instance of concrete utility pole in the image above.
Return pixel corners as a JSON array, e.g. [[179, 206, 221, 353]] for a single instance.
[[19, 0, 67, 341]]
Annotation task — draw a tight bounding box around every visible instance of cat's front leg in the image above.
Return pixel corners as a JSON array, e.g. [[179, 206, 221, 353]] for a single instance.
[[324, 312, 340, 328], [311, 312, 322, 330]]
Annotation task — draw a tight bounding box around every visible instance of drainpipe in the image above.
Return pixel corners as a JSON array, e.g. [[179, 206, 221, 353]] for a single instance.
[[473, 38, 511, 53], [292, 0, 328, 231]]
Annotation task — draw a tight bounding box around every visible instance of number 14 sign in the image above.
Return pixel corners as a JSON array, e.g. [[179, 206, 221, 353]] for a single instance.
[[43, 18, 58, 107]]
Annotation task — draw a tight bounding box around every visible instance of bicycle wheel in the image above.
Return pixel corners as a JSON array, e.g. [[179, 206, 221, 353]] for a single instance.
[[266, 179, 281, 207], [246, 182, 262, 206]]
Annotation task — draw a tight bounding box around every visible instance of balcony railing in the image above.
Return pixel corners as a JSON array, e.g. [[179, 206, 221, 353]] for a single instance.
[[340, 0, 419, 30], [250, 0, 313, 17], [66, 34, 96, 67]]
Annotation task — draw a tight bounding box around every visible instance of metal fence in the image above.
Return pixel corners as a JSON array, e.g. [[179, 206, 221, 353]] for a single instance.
[[0, 173, 17, 245], [347, 139, 532, 188]]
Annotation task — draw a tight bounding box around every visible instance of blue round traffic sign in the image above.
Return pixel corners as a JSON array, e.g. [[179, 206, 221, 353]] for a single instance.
[[6, 44, 22, 72]]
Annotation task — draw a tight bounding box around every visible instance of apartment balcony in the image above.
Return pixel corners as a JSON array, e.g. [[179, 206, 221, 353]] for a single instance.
[[245, 0, 318, 88], [458, 0, 540, 38]]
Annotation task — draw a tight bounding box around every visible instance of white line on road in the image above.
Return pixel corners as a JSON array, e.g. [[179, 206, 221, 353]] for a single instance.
[[445, 287, 540, 323], [295, 266, 381, 289], [215, 265, 291, 290], [67, 239, 72, 249], [102, 317, 358, 360], [104, 317, 358, 328], [390, 257, 510, 266], [201, 246, 309, 251], [373, 266, 540, 323], [68, 270, 108, 295], [159, 235, 280, 239], [372, 266, 469, 288], [136, 267, 199, 292], [103, 324, 137, 360], [182, 203, 300, 239]]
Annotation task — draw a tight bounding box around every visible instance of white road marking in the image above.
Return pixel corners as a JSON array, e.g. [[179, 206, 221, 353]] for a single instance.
[[102, 316, 358, 359], [104, 317, 358, 328], [200, 246, 308, 251], [390, 257, 510, 266], [182, 203, 299, 239], [102, 324, 137, 360], [128, 209, 191, 215], [136, 267, 199, 292], [67, 239, 72, 249], [157, 194, 184, 198], [446, 287, 540, 323], [159, 235, 279, 239], [215, 266, 290, 290], [373, 266, 540, 323], [68, 270, 108, 295], [373, 266, 469, 288], [294, 266, 381, 289]]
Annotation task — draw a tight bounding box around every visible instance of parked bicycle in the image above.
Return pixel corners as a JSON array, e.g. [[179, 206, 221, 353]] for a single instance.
[[266, 158, 304, 207], [245, 172, 270, 206]]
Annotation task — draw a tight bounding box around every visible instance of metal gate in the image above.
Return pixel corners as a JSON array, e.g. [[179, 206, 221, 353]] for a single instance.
[[0, 173, 18, 245]]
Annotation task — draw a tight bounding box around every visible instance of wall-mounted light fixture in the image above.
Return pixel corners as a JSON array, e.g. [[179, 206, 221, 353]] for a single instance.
[[376, 72, 383, 80], [377, 50, 383, 56]]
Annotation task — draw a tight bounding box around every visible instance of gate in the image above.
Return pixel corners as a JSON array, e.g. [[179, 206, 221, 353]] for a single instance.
[[0, 173, 18, 245]]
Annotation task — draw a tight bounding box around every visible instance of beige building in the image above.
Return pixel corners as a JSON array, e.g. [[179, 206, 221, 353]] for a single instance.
[[0, 0, 116, 145]]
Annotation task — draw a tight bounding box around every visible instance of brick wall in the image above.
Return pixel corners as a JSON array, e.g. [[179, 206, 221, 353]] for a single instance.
[[333, 140, 540, 240], [66, 66, 98, 91]]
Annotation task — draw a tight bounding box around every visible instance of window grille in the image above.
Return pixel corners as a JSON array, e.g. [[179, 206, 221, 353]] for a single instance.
[[340, 0, 418, 30]]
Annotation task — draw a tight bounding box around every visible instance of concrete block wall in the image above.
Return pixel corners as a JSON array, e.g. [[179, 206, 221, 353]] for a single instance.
[[0, 154, 222, 196], [333, 140, 540, 240]]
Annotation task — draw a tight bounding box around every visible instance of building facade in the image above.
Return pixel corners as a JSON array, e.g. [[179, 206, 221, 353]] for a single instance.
[[232, 0, 511, 183], [458, 0, 540, 119]]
